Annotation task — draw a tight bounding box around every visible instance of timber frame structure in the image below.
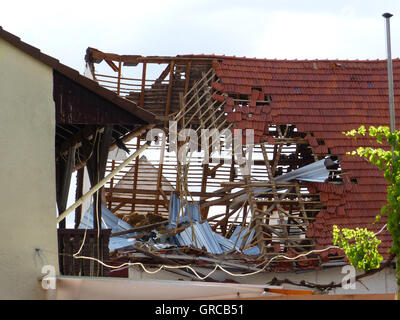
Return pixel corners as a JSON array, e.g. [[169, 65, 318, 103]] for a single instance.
[[82, 48, 397, 273], [1, 24, 397, 293]]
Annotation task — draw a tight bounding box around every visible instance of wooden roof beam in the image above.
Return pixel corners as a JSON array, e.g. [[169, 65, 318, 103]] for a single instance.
[[85, 48, 216, 65]]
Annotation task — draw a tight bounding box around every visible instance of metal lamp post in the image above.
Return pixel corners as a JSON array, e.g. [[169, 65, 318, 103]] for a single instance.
[[382, 12, 399, 298], [383, 12, 395, 133]]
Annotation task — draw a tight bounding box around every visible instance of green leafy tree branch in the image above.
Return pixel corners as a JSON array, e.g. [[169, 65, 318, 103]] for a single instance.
[[332, 225, 383, 272], [332, 125, 400, 284]]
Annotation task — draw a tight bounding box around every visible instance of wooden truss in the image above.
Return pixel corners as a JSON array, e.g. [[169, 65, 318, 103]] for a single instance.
[[86, 50, 343, 264]]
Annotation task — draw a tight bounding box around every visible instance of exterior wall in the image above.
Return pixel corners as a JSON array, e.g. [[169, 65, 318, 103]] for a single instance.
[[0, 38, 58, 299], [47, 265, 398, 299], [128, 264, 398, 296]]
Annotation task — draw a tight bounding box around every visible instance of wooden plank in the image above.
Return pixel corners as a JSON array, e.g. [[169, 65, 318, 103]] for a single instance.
[[116, 60, 122, 95], [254, 215, 316, 221], [200, 162, 209, 219], [164, 61, 175, 128], [154, 63, 171, 84], [154, 133, 166, 214], [105, 59, 119, 73], [110, 221, 169, 237], [158, 187, 170, 212], [74, 167, 84, 228], [255, 200, 323, 204], [108, 160, 116, 210], [106, 197, 165, 206], [174, 69, 214, 122], [131, 137, 141, 212], [105, 187, 225, 198], [200, 189, 246, 209], [242, 175, 261, 251], [111, 201, 128, 213], [220, 153, 237, 234], [87, 48, 215, 64], [184, 61, 192, 96], [139, 62, 147, 107], [109, 124, 155, 151]]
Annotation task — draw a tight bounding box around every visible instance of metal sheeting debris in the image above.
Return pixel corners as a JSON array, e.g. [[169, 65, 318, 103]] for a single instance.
[[231, 157, 337, 209], [176, 222, 224, 254], [229, 226, 260, 256], [174, 222, 260, 256], [274, 157, 337, 183], [78, 195, 260, 255], [79, 203, 135, 250], [169, 193, 201, 228]]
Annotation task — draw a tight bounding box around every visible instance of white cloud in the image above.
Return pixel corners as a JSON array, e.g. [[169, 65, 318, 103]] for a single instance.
[[1, 0, 400, 72], [341, 5, 356, 17]]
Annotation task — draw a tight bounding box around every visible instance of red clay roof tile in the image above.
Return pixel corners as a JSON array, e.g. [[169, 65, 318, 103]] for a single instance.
[[206, 55, 400, 261]]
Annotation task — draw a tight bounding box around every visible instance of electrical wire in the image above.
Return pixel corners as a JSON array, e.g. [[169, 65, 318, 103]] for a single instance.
[[374, 223, 387, 236], [69, 138, 390, 281], [68, 91, 390, 281], [72, 244, 340, 280], [70, 121, 338, 279]]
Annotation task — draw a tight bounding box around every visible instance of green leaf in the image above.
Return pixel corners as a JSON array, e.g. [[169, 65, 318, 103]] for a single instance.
[[340, 126, 400, 280]]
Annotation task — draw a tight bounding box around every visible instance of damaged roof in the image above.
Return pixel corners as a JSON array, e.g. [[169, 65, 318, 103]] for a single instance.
[[78, 47, 399, 271], [203, 55, 400, 261]]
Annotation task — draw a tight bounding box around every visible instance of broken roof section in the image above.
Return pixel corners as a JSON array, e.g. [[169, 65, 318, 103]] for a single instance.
[[0, 27, 164, 277], [86, 49, 398, 272], [0, 27, 158, 174], [230, 156, 338, 210], [0, 27, 157, 125], [106, 155, 175, 217], [210, 55, 399, 262]]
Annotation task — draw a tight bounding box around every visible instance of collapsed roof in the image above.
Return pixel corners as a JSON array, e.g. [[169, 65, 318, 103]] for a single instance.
[[5, 24, 396, 278], [85, 49, 399, 273]]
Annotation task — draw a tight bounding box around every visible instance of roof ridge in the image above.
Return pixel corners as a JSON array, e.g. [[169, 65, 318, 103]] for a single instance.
[[179, 53, 400, 63]]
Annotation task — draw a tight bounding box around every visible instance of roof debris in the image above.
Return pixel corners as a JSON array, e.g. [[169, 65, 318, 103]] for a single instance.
[[67, 48, 399, 276]]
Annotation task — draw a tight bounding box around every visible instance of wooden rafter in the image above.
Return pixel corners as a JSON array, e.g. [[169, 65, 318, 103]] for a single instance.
[[154, 134, 167, 214], [131, 136, 141, 213]]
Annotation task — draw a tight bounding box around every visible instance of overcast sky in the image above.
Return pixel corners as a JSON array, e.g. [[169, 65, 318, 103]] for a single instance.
[[4, 0, 398, 226], [1, 0, 400, 75]]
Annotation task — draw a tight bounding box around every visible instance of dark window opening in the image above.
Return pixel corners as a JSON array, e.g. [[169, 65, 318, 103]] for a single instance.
[[349, 75, 361, 81], [327, 160, 343, 184]]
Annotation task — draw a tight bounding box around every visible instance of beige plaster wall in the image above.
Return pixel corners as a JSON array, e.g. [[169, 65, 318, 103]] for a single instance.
[[49, 265, 397, 299], [128, 264, 398, 296], [0, 38, 58, 299]]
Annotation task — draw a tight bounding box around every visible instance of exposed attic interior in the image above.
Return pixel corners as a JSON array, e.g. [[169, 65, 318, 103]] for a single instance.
[[0, 23, 396, 298], [54, 48, 360, 279]]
